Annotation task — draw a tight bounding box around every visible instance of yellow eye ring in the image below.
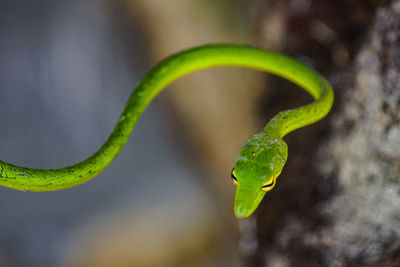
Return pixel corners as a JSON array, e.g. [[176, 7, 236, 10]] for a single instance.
[[261, 177, 276, 192], [231, 168, 238, 185]]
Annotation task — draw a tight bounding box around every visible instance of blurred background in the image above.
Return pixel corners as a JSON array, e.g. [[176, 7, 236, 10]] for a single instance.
[[1, 0, 400, 266], [0, 0, 253, 266]]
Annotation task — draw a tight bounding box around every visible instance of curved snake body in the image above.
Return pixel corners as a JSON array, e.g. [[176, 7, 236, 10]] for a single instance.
[[0, 45, 334, 218]]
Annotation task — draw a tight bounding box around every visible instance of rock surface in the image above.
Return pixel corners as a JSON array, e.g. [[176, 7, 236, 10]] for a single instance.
[[320, 1, 400, 264], [251, 1, 400, 266]]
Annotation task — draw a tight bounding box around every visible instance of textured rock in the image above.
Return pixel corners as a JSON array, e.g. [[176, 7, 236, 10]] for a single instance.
[[248, 1, 400, 266], [320, 1, 400, 264]]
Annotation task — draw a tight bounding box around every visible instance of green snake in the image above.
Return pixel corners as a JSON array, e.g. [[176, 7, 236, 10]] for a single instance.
[[0, 44, 333, 218]]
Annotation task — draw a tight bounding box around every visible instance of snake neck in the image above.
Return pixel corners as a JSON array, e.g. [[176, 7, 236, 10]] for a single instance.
[[263, 77, 333, 139]]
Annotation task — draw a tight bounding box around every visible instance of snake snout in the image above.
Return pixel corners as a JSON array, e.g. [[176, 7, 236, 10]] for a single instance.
[[234, 201, 251, 218]]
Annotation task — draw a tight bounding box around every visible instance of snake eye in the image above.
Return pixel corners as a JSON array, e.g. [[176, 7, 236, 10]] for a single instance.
[[261, 177, 276, 192], [231, 168, 238, 185]]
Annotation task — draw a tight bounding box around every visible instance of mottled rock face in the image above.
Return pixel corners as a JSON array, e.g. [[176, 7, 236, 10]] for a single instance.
[[249, 1, 400, 267], [320, 0, 400, 264]]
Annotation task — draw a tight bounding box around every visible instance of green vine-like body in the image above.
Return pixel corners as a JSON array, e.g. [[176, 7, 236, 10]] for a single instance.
[[0, 44, 333, 218]]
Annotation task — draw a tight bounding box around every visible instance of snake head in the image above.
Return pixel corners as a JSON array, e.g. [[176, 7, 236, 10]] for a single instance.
[[231, 133, 288, 218]]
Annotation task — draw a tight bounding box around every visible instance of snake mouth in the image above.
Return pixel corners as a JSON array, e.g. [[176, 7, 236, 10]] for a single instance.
[[234, 185, 265, 218], [234, 201, 254, 218]]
